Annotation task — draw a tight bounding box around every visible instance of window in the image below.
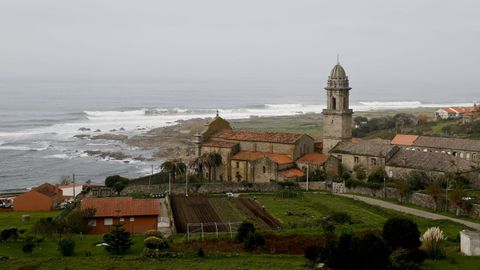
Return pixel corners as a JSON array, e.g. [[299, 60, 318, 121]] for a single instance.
[[88, 219, 96, 227], [460, 152, 464, 158], [236, 162, 239, 168], [130, 217, 135, 222], [473, 153, 477, 159], [332, 97, 337, 110], [371, 158, 377, 166], [337, 155, 342, 161], [467, 153, 471, 160], [120, 218, 125, 222], [104, 218, 113, 226], [354, 156, 359, 164], [263, 166, 266, 174]]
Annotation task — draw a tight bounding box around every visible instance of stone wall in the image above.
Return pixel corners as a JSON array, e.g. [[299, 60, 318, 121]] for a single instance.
[[346, 185, 480, 218], [123, 181, 327, 195]]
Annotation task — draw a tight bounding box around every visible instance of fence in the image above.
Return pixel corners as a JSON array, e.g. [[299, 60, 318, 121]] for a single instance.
[[186, 221, 242, 240]]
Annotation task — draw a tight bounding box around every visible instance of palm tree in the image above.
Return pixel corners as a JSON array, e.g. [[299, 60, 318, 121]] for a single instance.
[[207, 152, 223, 182], [161, 159, 186, 183]]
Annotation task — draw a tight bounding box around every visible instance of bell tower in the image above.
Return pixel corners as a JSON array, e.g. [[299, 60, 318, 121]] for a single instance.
[[322, 61, 353, 153]]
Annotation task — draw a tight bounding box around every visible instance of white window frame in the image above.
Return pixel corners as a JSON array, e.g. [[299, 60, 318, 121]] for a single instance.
[[130, 217, 135, 222], [120, 218, 125, 222], [88, 219, 97, 227], [104, 218, 113, 226]]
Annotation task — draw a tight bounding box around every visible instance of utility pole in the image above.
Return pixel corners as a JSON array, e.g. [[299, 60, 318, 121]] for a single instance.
[[445, 178, 449, 212], [149, 164, 153, 188], [72, 173, 76, 201], [306, 163, 309, 191], [185, 169, 189, 197], [168, 173, 172, 195], [383, 175, 386, 199]]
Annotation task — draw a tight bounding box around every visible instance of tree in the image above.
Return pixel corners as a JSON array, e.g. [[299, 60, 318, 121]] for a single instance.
[[58, 238, 75, 256], [103, 224, 133, 255], [160, 159, 186, 183], [237, 221, 255, 243], [394, 179, 410, 203], [426, 181, 443, 211], [353, 165, 367, 181], [310, 168, 327, 181], [105, 175, 129, 194], [63, 208, 96, 234], [59, 175, 72, 185], [382, 217, 421, 250], [368, 167, 387, 183], [449, 188, 467, 216]]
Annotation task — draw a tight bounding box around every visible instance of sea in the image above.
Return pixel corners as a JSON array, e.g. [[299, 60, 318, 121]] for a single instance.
[[0, 80, 475, 192]]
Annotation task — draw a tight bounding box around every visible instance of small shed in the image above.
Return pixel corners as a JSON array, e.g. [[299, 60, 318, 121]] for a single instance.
[[460, 230, 480, 256]]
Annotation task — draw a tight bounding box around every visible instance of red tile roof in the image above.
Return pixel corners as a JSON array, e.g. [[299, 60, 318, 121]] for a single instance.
[[391, 134, 419, 146], [34, 183, 62, 198], [202, 140, 239, 148], [81, 197, 161, 217], [231, 151, 294, 164], [440, 107, 474, 114], [211, 129, 305, 144], [297, 153, 329, 165], [280, 168, 305, 178]]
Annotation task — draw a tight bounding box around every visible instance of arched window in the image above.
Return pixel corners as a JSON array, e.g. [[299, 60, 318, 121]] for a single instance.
[[263, 166, 266, 174], [332, 97, 337, 110]]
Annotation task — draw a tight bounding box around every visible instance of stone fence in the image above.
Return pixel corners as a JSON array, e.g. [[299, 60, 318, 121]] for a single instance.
[[345, 186, 480, 219], [122, 181, 328, 195]]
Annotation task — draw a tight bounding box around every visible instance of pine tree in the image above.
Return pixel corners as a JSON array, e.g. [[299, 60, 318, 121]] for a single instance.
[[103, 224, 133, 254]]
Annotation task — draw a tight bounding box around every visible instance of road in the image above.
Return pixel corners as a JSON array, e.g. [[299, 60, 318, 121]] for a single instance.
[[338, 193, 480, 231]]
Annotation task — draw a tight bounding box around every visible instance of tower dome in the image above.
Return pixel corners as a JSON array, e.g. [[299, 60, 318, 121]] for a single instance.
[[329, 63, 347, 79]]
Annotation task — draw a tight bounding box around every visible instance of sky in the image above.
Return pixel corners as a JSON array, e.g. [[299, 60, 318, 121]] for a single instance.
[[1, 0, 479, 95]]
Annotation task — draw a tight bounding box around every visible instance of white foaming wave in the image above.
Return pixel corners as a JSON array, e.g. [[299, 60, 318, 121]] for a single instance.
[[43, 153, 69, 159], [0, 145, 49, 152], [84, 109, 146, 119]]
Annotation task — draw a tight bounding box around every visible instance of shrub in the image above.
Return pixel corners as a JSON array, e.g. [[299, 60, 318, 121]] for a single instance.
[[390, 248, 427, 270], [197, 247, 205, 257], [276, 189, 303, 199], [103, 224, 133, 255], [63, 207, 96, 234], [420, 227, 446, 259], [311, 168, 327, 181], [144, 236, 168, 250], [382, 217, 420, 250], [353, 165, 367, 181], [244, 232, 265, 251], [325, 212, 352, 225], [1, 228, 18, 242], [58, 238, 75, 256], [341, 171, 351, 181], [236, 222, 255, 243], [368, 167, 387, 183], [22, 236, 36, 255], [304, 245, 320, 262], [32, 218, 63, 237]]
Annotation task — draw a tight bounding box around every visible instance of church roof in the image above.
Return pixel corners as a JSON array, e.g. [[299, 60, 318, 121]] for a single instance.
[[386, 149, 478, 173], [202, 140, 239, 148], [231, 151, 294, 165], [331, 141, 399, 158], [392, 134, 480, 152], [330, 63, 347, 79], [279, 168, 305, 178], [297, 153, 329, 165], [211, 129, 306, 144]]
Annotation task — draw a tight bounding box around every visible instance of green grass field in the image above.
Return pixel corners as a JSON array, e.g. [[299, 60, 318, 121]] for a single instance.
[[1, 192, 480, 269], [0, 211, 60, 230]]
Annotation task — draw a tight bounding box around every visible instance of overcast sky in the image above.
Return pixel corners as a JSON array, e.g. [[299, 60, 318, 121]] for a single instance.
[[1, 0, 479, 92]]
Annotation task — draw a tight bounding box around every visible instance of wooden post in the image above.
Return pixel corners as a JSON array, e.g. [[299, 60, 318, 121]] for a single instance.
[[201, 223, 204, 240], [228, 223, 233, 239], [215, 222, 219, 238]]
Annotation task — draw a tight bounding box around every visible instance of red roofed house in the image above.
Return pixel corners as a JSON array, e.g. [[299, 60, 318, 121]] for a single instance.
[[81, 197, 161, 234], [435, 106, 474, 120], [14, 183, 64, 211]]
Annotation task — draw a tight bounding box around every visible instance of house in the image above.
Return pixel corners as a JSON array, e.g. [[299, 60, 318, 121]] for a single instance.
[[385, 149, 480, 186], [435, 106, 474, 120], [81, 197, 161, 234], [296, 153, 341, 177], [58, 184, 97, 201], [391, 134, 480, 161], [330, 140, 400, 174], [463, 104, 480, 123], [14, 183, 63, 211]]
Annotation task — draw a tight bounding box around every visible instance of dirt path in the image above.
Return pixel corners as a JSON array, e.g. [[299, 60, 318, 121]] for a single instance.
[[338, 193, 480, 231]]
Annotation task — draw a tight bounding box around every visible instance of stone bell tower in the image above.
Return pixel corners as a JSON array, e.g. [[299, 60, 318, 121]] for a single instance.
[[322, 61, 353, 153]]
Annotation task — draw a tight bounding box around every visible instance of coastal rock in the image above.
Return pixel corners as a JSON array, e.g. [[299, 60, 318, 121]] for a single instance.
[[78, 127, 91, 131], [90, 133, 128, 141], [74, 134, 90, 139], [84, 150, 131, 160]]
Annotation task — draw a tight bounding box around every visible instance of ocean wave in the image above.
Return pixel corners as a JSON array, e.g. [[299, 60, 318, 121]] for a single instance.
[[0, 145, 49, 152], [43, 153, 69, 159]]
